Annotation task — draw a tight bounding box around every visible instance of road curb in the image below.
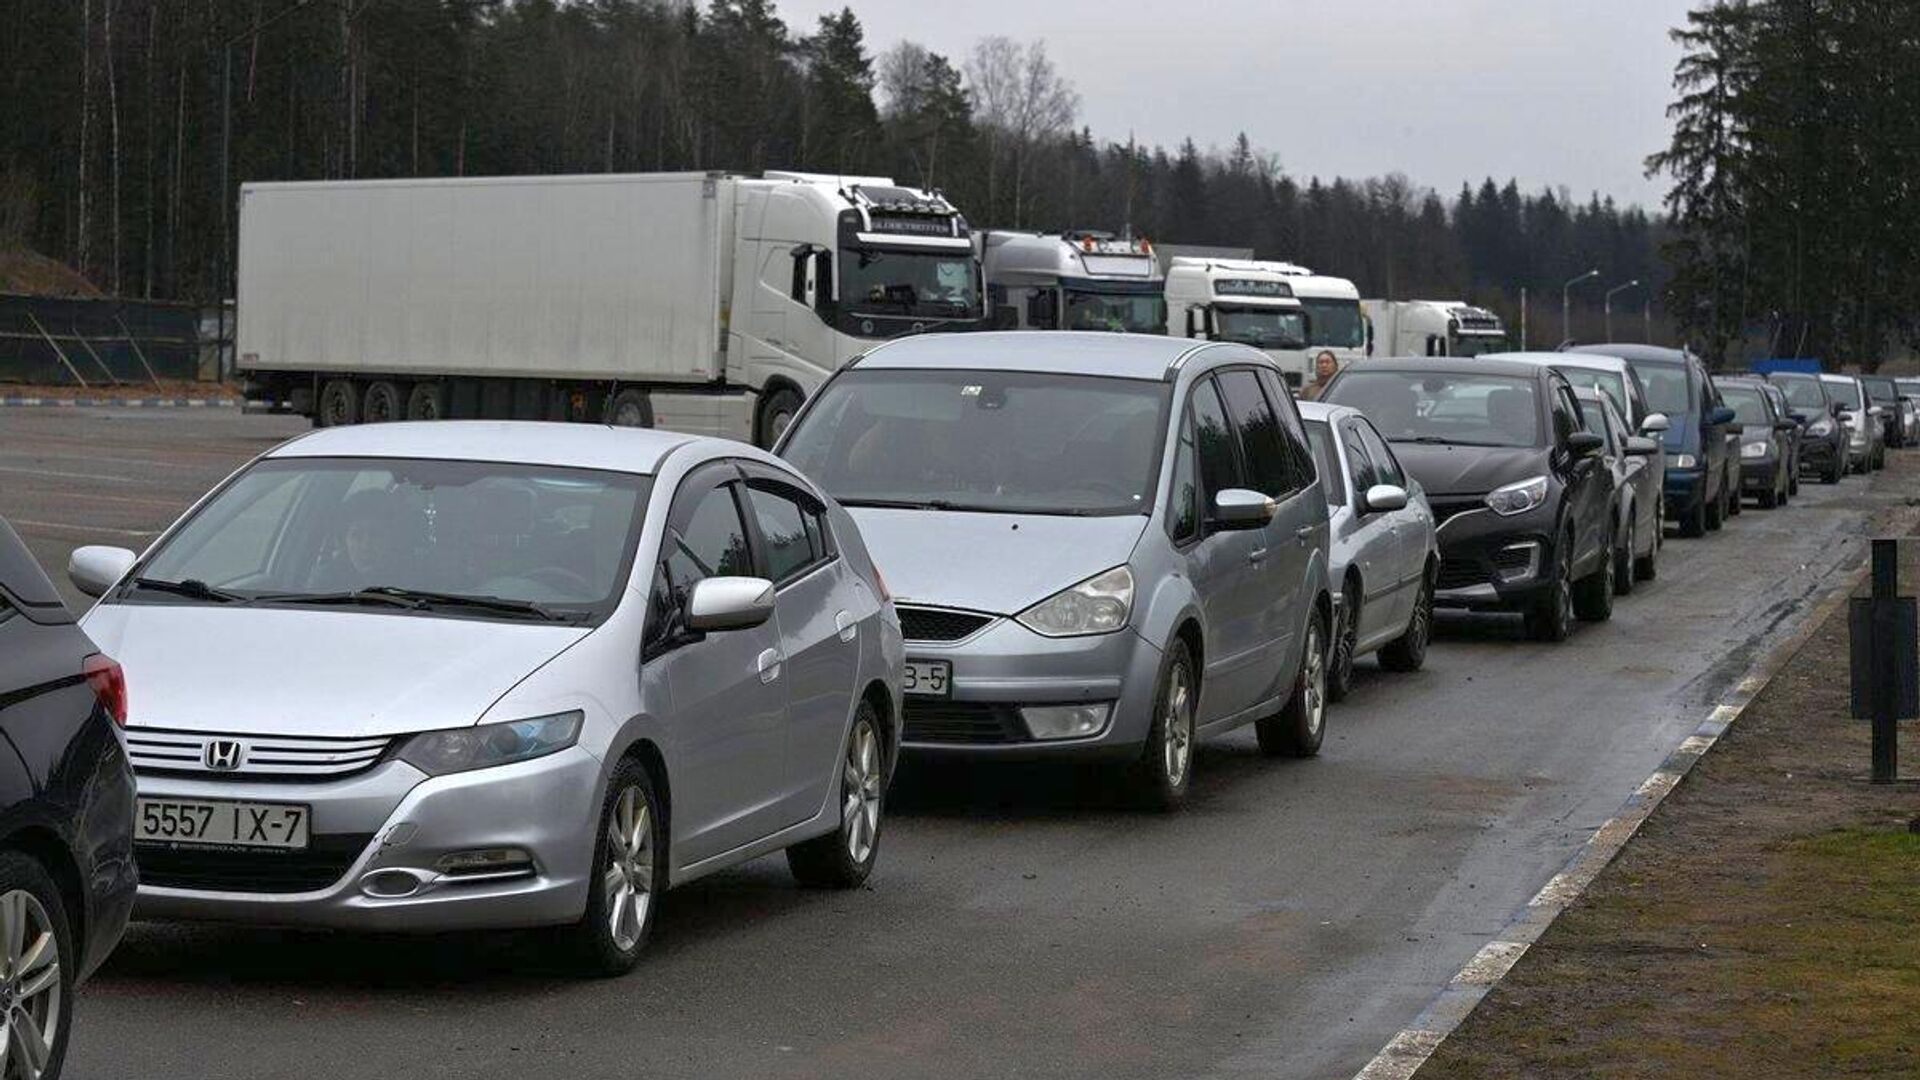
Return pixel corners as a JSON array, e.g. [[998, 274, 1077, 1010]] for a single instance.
[[1349, 511, 1914, 1080], [0, 397, 239, 408]]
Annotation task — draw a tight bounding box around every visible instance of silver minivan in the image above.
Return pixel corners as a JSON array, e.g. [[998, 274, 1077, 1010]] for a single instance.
[[778, 332, 1332, 809]]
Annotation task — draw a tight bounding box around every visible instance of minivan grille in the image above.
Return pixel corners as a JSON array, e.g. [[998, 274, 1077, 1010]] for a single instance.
[[903, 702, 1025, 744], [896, 606, 995, 643], [126, 728, 392, 780], [136, 833, 374, 894]]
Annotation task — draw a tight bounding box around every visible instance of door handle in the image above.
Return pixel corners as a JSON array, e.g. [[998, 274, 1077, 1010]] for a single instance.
[[1247, 547, 1269, 564], [757, 648, 783, 684], [835, 610, 858, 643], [1294, 525, 1316, 544]]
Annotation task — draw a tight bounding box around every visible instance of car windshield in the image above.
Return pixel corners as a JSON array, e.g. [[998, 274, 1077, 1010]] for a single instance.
[[1214, 306, 1307, 350], [1777, 376, 1828, 410], [1635, 362, 1692, 415], [780, 369, 1170, 516], [1303, 419, 1346, 506], [1063, 288, 1167, 334], [1862, 377, 1898, 403], [130, 457, 649, 622], [1898, 380, 1920, 396], [1326, 371, 1542, 448], [1301, 298, 1364, 349], [1827, 379, 1865, 408], [1721, 385, 1772, 425], [840, 249, 980, 318], [1555, 367, 1629, 418]]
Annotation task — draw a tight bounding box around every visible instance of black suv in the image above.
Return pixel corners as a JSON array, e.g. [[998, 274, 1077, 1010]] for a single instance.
[[0, 517, 138, 1077], [1766, 371, 1845, 483], [1324, 357, 1618, 642]]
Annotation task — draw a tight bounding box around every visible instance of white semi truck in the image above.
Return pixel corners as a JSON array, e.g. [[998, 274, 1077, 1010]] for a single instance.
[[1163, 257, 1312, 385], [978, 230, 1166, 334], [236, 171, 983, 445], [1362, 299, 1509, 358]]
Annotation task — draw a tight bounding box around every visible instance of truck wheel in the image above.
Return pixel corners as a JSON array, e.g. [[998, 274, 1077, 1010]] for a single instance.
[[755, 386, 804, 449], [608, 389, 653, 428], [318, 379, 359, 426], [405, 382, 445, 420], [363, 380, 404, 423]]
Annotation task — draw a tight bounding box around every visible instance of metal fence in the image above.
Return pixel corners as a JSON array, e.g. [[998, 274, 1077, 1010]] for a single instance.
[[0, 292, 213, 385]]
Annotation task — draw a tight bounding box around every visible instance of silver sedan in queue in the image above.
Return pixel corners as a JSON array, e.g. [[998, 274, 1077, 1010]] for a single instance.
[[1296, 402, 1439, 700]]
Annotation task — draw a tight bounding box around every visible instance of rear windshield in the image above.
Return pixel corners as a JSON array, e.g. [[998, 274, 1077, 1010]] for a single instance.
[[780, 369, 1171, 516], [1862, 377, 1898, 403], [1775, 376, 1828, 410], [1555, 367, 1629, 419], [1325, 370, 1541, 448], [1827, 379, 1865, 408], [1303, 420, 1346, 506], [1634, 362, 1692, 415], [1720, 385, 1772, 426]]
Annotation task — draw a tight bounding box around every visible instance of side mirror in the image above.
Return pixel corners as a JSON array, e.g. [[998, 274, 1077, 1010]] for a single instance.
[[1211, 488, 1277, 530], [1566, 430, 1605, 457], [1832, 401, 1848, 417], [1725, 422, 1745, 435], [1774, 419, 1800, 432], [1707, 405, 1737, 427], [684, 576, 776, 633], [68, 545, 137, 598], [1625, 435, 1659, 457], [1788, 411, 1808, 425], [1361, 484, 1408, 513], [1639, 412, 1671, 434], [1869, 405, 1886, 417]]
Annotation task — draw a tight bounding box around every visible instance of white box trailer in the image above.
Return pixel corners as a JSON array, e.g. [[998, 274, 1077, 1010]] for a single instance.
[[238, 171, 983, 444]]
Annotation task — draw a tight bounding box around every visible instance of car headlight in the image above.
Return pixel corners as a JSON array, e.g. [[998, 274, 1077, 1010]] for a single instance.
[[1809, 418, 1834, 436], [1670, 453, 1698, 469], [1016, 566, 1134, 637], [1741, 440, 1770, 458], [398, 711, 584, 776], [1484, 475, 1549, 517]]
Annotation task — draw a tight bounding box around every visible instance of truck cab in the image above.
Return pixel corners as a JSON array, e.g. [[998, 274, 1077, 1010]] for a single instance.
[[978, 230, 1166, 335], [1362, 300, 1510, 359], [1163, 257, 1311, 385]]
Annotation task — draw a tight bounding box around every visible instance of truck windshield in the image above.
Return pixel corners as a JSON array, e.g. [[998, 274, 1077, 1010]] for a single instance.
[[780, 369, 1170, 516], [841, 249, 979, 318], [1451, 334, 1510, 357], [1214, 306, 1307, 350], [127, 457, 648, 623], [1300, 298, 1364, 349], [1064, 288, 1167, 334]]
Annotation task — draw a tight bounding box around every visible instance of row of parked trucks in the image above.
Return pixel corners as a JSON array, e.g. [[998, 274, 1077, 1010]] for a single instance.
[[236, 170, 1509, 444]]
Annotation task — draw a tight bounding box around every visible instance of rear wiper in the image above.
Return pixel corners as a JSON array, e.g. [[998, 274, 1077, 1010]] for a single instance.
[[259, 587, 581, 622], [128, 577, 246, 603]]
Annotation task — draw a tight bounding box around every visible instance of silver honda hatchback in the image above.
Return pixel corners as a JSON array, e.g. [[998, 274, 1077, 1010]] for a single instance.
[[778, 332, 1333, 809], [68, 422, 902, 974]]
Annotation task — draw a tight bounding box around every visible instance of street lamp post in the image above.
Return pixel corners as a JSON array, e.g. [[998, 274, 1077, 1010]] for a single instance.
[[1604, 280, 1641, 343], [1563, 269, 1599, 345]]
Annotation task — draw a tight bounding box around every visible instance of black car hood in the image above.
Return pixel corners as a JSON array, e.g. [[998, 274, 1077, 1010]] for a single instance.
[[1389, 442, 1548, 498]]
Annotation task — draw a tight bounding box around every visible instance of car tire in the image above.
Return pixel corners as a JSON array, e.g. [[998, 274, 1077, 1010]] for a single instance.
[[1131, 638, 1198, 808], [362, 380, 404, 423], [1256, 609, 1327, 758], [404, 381, 445, 420], [567, 757, 664, 977], [1823, 456, 1843, 484], [755, 385, 805, 449], [787, 702, 885, 888], [1525, 533, 1576, 642], [1726, 473, 1742, 515], [1634, 506, 1661, 581], [0, 851, 76, 1080], [1679, 494, 1707, 538], [1573, 528, 1616, 622], [1788, 464, 1800, 497], [1705, 485, 1725, 531], [1326, 584, 1359, 703], [1378, 570, 1433, 673], [317, 378, 358, 427], [607, 388, 654, 428], [1613, 517, 1635, 596], [1758, 484, 1778, 509]]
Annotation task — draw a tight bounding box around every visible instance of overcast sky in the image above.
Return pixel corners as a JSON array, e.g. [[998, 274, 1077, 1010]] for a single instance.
[[780, 0, 1695, 210]]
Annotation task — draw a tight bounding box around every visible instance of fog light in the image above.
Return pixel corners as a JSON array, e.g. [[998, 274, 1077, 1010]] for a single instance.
[[1495, 542, 1541, 582], [1020, 704, 1112, 740], [436, 848, 534, 877]]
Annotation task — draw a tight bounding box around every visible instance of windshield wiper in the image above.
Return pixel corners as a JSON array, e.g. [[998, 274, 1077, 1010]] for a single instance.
[[128, 577, 246, 603], [256, 587, 582, 623], [836, 497, 964, 511], [1397, 435, 1515, 448]]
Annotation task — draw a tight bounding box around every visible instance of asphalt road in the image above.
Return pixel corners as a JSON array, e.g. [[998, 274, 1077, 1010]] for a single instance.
[[2, 408, 1913, 1080]]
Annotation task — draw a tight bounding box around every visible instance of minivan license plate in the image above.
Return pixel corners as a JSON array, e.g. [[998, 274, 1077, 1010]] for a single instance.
[[903, 659, 951, 698], [135, 798, 310, 850]]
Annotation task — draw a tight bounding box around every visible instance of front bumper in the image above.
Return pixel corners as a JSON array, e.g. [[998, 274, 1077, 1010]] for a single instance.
[[1740, 455, 1779, 491], [1799, 437, 1838, 470], [1664, 467, 1705, 519], [132, 746, 603, 931], [1430, 501, 1556, 612], [898, 616, 1164, 759]]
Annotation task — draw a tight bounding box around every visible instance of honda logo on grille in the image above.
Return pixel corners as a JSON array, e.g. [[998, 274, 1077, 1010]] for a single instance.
[[203, 739, 245, 772]]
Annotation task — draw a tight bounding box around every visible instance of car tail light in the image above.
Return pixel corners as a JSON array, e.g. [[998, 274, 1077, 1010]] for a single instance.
[[82, 654, 127, 726]]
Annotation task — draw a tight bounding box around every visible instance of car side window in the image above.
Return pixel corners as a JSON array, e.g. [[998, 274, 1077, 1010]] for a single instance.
[[1354, 419, 1405, 488], [1341, 421, 1380, 493], [745, 482, 828, 585], [1216, 369, 1295, 499], [1257, 367, 1320, 495], [1189, 377, 1243, 500], [648, 480, 753, 654], [1168, 410, 1201, 543], [1551, 385, 1578, 444]]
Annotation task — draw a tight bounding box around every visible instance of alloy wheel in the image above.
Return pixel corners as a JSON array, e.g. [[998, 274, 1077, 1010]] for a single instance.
[[1161, 661, 1195, 786], [602, 785, 654, 953], [0, 889, 61, 1080], [1302, 619, 1327, 738], [842, 719, 883, 866]]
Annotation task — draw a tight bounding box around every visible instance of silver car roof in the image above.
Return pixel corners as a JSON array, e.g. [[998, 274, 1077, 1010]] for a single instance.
[[269, 420, 697, 473], [853, 330, 1228, 381]]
